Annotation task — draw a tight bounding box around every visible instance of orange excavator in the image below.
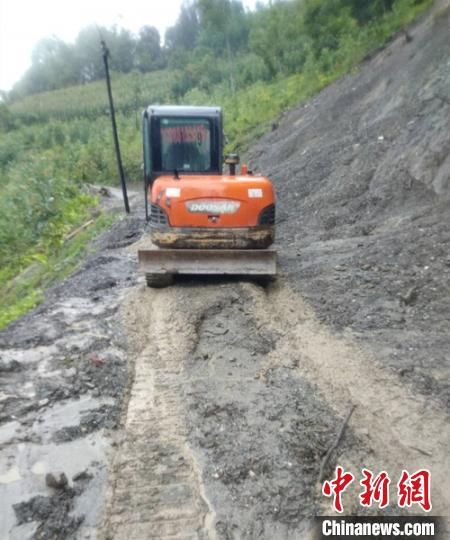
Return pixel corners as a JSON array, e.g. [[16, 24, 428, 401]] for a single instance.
[[138, 105, 277, 287]]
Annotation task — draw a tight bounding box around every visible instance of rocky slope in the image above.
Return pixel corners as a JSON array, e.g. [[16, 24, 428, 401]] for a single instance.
[[248, 0, 450, 408]]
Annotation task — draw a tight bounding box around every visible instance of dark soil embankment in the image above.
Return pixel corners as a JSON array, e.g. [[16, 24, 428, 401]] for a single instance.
[[248, 1, 450, 407]]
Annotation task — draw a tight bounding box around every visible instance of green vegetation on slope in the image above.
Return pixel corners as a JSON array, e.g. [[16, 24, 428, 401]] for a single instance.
[[0, 0, 434, 328], [0, 212, 116, 329]]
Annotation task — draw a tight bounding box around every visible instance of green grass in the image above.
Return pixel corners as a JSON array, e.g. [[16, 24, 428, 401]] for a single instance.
[[0, 210, 117, 329]]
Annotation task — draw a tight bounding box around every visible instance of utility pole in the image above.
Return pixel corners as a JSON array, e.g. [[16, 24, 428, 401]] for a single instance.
[[101, 40, 130, 214]]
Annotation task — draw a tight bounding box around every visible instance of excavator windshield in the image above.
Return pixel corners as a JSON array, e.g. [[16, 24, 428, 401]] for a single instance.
[[156, 117, 212, 172]]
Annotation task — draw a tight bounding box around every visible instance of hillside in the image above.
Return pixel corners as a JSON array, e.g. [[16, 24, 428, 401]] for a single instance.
[[248, 0, 450, 406], [0, 0, 437, 327], [0, 1, 449, 539]]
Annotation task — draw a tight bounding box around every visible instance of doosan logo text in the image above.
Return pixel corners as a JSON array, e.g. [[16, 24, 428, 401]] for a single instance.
[[186, 200, 240, 214]]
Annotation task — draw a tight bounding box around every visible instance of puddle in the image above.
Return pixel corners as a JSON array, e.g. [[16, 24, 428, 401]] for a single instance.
[[0, 465, 21, 484], [56, 331, 107, 353], [0, 345, 59, 367], [32, 395, 114, 443], [0, 396, 114, 538], [52, 298, 110, 325], [0, 433, 111, 539]]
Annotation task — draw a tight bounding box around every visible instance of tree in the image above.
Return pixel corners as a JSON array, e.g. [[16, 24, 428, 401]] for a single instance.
[[165, 1, 200, 51], [302, 0, 357, 58], [136, 26, 163, 72], [107, 27, 136, 73], [31, 37, 78, 90], [9, 37, 79, 96], [249, 1, 307, 76], [195, 0, 249, 93], [197, 0, 248, 54], [344, 0, 395, 23], [76, 26, 107, 82], [76, 26, 135, 83]]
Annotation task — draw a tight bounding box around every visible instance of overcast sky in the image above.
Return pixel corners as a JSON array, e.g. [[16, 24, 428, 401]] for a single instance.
[[0, 0, 264, 92]]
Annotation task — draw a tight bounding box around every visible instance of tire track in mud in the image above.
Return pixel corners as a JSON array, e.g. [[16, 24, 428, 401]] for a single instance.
[[101, 288, 216, 540], [103, 278, 450, 538]]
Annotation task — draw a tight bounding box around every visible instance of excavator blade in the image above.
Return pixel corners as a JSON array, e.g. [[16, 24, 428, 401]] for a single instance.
[[138, 248, 277, 276]]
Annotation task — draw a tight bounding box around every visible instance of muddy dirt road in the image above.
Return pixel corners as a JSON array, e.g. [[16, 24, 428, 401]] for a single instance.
[[100, 274, 450, 539], [1, 205, 449, 539], [1, 3, 450, 538]]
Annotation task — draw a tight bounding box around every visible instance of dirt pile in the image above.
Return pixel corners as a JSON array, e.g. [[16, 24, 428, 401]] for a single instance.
[[248, 1, 450, 408]]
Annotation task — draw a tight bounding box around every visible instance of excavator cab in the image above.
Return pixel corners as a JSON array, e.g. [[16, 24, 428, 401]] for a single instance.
[[139, 105, 277, 287], [156, 116, 217, 173]]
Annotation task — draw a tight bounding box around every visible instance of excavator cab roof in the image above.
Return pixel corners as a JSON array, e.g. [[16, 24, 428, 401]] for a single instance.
[[145, 105, 221, 118]]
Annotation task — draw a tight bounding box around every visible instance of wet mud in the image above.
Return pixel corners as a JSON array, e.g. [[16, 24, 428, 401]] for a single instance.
[[1, 3, 450, 538]]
